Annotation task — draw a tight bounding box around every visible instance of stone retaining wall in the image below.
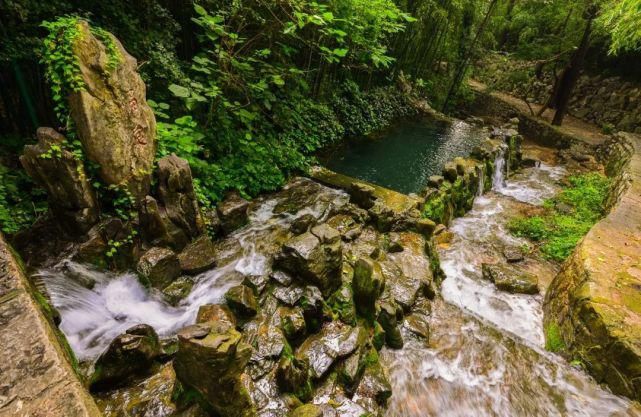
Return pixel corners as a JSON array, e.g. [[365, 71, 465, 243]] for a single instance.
[[476, 57, 641, 134], [0, 234, 102, 417], [543, 132, 641, 402]]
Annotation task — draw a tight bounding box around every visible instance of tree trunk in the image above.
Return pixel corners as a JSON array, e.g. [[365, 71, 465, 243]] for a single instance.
[[498, 0, 518, 49], [552, 10, 595, 126]]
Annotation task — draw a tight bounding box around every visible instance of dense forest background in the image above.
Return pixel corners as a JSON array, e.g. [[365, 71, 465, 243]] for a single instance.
[[1, 0, 640, 235]]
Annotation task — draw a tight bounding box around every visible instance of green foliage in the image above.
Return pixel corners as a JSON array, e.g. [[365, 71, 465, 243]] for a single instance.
[[40, 16, 85, 124], [508, 173, 611, 261], [0, 162, 47, 235], [545, 323, 565, 352], [597, 0, 641, 54]]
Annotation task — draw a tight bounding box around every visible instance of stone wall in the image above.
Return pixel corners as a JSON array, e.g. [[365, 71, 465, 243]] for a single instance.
[[543, 133, 641, 402], [476, 57, 641, 134], [468, 89, 578, 149], [0, 234, 102, 417]]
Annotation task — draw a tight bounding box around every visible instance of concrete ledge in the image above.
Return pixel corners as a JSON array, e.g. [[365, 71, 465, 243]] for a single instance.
[[309, 166, 422, 215], [543, 133, 641, 401], [0, 235, 102, 417]]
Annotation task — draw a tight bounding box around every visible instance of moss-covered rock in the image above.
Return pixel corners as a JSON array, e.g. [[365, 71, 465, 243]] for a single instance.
[[352, 257, 386, 320], [89, 324, 162, 391]]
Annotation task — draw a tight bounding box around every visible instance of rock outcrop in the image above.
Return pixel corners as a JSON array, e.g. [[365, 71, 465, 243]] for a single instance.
[[20, 128, 99, 235], [0, 235, 102, 417], [173, 322, 255, 417], [69, 21, 156, 200], [89, 324, 162, 391]]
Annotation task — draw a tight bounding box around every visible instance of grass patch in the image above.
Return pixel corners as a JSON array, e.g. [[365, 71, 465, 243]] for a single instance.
[[508, 173, 610, 262]]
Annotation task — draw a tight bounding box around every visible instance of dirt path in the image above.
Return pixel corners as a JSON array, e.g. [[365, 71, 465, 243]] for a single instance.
[[469, 79, 609, 146]]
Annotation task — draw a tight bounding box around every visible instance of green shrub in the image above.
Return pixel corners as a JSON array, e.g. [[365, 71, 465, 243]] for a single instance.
[[508, 173, 611, 262], [0, 162, 48, 235]]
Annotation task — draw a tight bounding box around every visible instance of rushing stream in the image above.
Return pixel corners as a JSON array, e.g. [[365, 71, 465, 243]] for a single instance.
[[35, 139, 641, 416], [382, 155, 641, 416]]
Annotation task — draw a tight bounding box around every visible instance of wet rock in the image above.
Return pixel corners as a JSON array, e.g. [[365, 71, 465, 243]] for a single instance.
[[503, 247, 525, 263], [291, 214, 317, 235], [201, 208, 223, 237], [157, 154, 204, 239], [90, 324, 161, 390], [173, 322, 255, 417], [277, 306, 307, 341], [443, 162, 458, 182], [327, 214, 363, 242], [277, 355, 313, 401], [137, 247, 181, 289], [162, 276, 194, 306], [353, 258, 386, 319], [327, 284, 357, 326], [225, 285, 259, 318], [178, 235, 217, 274], [20, 127, 99, 235], [290, 404, 322, 417], [381, 259, 419, 311], [299, 286, 326, 332], [404, 313, 430, 340], [427, 175, 444, 188], [95, 362, 179, 417], [274, 285, 305, 306], [387, 232, 434, 300], [349, 183, 376, 209], [196, 304, 236, 331], [243, 274, 269, 294], [414, 218, 436, 239], [271, 270, 294, 286], [353, 349, 392, 413], [377, 302, 404, 349], [296, 322, 359, 379], [481, 263, 538, 294], [368, 201, 396, 232], [139, 195, 190, 250], [217, 191, 250, 235], [69, 21, 156, 200], [247, 324, 286, 379], [275, 229, 342, 296]]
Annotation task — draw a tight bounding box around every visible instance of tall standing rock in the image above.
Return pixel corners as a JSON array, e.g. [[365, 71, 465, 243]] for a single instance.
[[20, 128, 99, 235], [157, 154, 203, 238], [69, 21, 156, 201]]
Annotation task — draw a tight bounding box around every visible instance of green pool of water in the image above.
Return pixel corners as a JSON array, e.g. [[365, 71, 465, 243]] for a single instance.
[[322, 117, 486, 194]]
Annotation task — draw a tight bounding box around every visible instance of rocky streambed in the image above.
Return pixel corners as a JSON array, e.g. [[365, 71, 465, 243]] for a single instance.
[[31, 122, 641, 417]]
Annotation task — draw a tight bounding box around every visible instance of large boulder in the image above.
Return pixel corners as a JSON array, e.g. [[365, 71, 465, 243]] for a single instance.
[[89, 324, 162, 391], [296, 322, 361, 379], [157, 154, 204, 238], [173, 322, 255, 417], [225, 284, 258, 318], [69, 21, 156, 201], [275, 226, 342, 296], [20, 127, 99, 235], [136, 247, 181, 289], [139, 195, 190, 250]]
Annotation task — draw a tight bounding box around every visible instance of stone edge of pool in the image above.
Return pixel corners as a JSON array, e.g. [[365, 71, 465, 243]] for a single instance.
[[0, 234, 102, 417]]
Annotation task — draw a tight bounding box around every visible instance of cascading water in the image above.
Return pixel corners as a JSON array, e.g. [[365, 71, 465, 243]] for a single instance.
[[37, 178, 349, 360], [383, 160, 641, 416], [491, 146, 507, 191]]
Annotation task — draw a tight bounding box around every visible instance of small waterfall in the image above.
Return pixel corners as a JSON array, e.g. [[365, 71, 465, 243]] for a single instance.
[[492, 146, 507, 191], [476, 166, 485, 197]]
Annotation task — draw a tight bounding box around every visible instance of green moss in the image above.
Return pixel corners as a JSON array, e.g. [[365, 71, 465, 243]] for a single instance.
[[327, 285, 357, 326], [545, 323, 565, 353]]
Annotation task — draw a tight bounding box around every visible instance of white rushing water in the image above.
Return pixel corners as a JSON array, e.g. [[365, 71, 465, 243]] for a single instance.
[[384, 154, 641, 416], [37, 179, 349, 360]]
